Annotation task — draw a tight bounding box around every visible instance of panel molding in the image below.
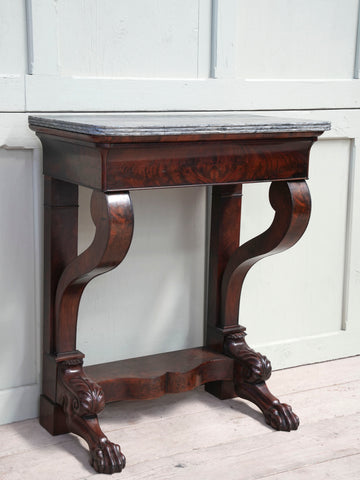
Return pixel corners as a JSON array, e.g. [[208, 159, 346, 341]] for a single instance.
[[27, 0, 208, 80], [25, 0, 59, 75], [210, 0, 237, 78], [25, 76, 360, 111], [354, 0, 360, 78], [254, 330, 360, 370], [31, 147, 43, 392], [341, 139, 356, 330], [0, 147, 38, 394], [196, 0, 213, 78], [0, 138, 41, 425], [232, 110, 360, 370], [344, 135, 360, 338]]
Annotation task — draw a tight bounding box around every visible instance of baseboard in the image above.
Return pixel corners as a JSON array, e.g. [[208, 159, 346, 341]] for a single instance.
[[0, 383, 40, 425]]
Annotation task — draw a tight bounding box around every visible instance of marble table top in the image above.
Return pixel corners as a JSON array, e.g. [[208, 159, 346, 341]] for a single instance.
[[29, 113, 330, 137]]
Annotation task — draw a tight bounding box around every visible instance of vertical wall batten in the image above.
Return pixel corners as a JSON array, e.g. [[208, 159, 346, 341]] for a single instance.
[[196, 0, 212, 78], [210, 0, 218, 78], [342, 139, 357, 330], [26, 0, 60, 75], [25, 0, 34, 75], [31, 147, 43, 385], [353, 0, 360, 78], [210, 0, 237, 78]]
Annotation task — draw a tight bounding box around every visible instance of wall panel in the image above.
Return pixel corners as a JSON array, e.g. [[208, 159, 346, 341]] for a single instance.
[[236, 0, 359, 79], [0, 0, 359, 426], [0, 149, 37, 389], [0, 0, 27, 110], [29, 0, 212, 79], [240, 139, 351, 343], [0, 0, 27, 74]]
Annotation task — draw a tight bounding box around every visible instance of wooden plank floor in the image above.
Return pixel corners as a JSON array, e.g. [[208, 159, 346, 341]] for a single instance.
[[0, 356, 359, 479]]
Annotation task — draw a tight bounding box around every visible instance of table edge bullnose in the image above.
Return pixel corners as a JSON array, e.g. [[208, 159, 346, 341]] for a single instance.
[[28, 114, 331, 137]]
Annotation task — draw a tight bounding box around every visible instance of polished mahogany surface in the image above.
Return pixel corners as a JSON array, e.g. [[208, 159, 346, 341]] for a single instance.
[[30, 113, 329, 474]]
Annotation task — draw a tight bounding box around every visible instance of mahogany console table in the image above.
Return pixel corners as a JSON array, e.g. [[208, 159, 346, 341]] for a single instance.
[[29, 113, 329, 474]]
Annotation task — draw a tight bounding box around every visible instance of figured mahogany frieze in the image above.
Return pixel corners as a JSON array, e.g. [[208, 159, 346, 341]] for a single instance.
[[105, 139, 313, 190]]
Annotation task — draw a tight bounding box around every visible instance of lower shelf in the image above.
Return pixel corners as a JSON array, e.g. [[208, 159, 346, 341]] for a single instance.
[[84, 347, 234, 402]]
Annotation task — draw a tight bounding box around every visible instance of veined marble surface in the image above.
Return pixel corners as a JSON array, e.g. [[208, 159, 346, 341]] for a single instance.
[[29, 113, 330, 136]]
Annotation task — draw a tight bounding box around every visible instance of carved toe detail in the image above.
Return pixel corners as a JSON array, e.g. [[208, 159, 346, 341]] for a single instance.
[[225, 333, 300, 432], [264, 403, 299, 431], [91, 439, 126, 475]]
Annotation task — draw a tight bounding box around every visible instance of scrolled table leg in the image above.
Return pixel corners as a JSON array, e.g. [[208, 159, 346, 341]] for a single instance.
[[55, 190, 134, 354], [220, 180, 311, 430], [52, 189, 134, 473]]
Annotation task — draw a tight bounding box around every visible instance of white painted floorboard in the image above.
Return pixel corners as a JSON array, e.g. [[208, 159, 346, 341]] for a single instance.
[[0, 356, 359, 480]]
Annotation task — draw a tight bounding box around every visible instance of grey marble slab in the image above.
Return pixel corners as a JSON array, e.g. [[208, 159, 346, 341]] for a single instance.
[[29, 113, 330, 137]]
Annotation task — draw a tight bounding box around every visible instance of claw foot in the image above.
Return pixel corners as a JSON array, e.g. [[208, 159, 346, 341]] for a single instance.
[[225, 333, 300, 432], [264, 402, 299, 431], [58, 359, 126, 474], [91, 438, 126, 475]]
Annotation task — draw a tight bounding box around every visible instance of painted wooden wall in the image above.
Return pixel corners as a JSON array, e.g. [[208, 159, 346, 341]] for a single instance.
[[0, 0, 359, 425]]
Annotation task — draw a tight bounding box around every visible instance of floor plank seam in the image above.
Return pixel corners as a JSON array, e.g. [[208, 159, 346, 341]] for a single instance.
[[105, 429, 317, 470], [0, 434, 84, 461], [108, 443, 360, 480], [254, 451, 360, 479], [268, 377, 360, 396], [101, 377, 360, 433], [106, 414, 360, 471]]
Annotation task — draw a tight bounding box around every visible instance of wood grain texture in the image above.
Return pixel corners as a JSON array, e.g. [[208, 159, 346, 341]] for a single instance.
[[206, 184, 243, 346], [105, 139, 313, 190], [43, 177, 78, 401], [33, 114, 327, 475], [221, 180, 311, 329], [85, 348, 234, 401], [35, 130, 316, 190], [55, 190, 134, 353], [205, 180, 311, 403]]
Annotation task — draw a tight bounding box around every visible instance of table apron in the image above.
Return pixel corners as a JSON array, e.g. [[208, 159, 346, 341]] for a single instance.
[[40, 136, 313, 190]]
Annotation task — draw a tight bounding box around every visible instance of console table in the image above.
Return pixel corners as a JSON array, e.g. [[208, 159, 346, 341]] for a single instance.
[[29, 113, 330, 474]]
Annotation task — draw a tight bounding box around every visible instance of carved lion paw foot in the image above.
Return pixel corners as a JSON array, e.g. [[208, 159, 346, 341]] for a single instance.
[[90, 439, 126, 474], [264, 403, 299, 432]]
